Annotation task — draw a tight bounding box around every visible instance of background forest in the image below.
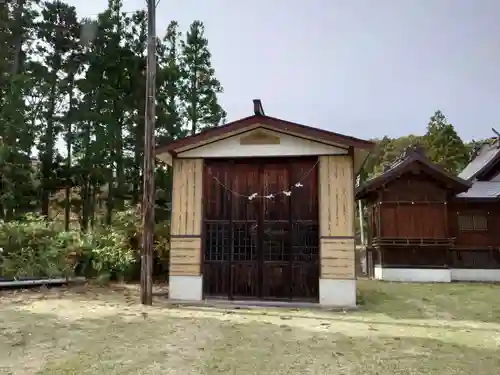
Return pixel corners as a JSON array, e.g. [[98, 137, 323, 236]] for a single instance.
[[0, 0, 491, 281]]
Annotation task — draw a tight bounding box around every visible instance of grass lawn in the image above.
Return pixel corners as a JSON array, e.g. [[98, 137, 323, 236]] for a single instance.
[[1, 280, 500, 374]]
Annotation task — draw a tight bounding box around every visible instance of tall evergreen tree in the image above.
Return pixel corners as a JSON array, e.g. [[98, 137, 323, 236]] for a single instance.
[[424, 110, 468, 174], [180, 20, 226, 135], [34, 1, 81, 216], [60, 10, 83, 229], [0, 0, 39, 220], [122, 9, 147, 205], [0, 1, 229, 225], [157, 20, 185, 143], [154, 21, 185, 213]]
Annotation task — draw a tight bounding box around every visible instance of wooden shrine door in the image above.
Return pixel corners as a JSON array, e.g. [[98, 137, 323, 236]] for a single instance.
[[202, 157, 319, 301]]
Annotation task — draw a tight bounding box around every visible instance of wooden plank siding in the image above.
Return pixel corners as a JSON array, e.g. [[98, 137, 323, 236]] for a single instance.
[[318, 155, 355, 279], [448, 201, 500, 248], [447, 201, 500, 269], [170, 158, 203, 276], [379, 202, 447, 238], [320, 238, 355, 278], [169, 237, 202, 276], [377, 175, 449, 240], [171, 158, 203, 236]]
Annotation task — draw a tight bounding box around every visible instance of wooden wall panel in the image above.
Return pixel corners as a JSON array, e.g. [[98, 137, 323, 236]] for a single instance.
[[169, 237, 201, 276], [319, 155, 354, 237], [449, 201, 500, 248], [170, 158, 203, 277], [171, 158, 203, 236], [320, 238, 355, 279], [318, 155, 355, 279]]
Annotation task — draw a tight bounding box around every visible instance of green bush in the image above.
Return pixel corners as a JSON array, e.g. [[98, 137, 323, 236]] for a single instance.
[[0, 215, 75, 279], [154, 220, 170, 274], [0, 210, 171, 282], [74, 228, 137, 281], [102, 207, 171, 279]]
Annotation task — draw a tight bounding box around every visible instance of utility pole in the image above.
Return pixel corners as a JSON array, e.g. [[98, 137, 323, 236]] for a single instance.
[[141, 0, 156, 305]]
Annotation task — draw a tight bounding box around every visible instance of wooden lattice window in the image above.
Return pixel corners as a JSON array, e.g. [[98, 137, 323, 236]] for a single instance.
[[458, 215, 488, 231]]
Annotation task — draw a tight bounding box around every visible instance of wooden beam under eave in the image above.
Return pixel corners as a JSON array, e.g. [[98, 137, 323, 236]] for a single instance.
[[156, 151, 173, 166]]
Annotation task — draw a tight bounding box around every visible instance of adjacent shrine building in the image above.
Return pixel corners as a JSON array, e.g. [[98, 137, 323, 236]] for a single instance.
[[156, 99, 373, 307], [357, 142, 500, 283]]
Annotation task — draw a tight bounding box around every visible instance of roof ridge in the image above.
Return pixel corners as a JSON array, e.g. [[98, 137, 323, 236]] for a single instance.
[[157, 112, 374, 155], [357, 149, 471, 199]]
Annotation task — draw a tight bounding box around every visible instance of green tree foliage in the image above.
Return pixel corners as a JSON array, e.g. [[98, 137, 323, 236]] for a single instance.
[[0, 210, 170, 281], [0, 0, 39, 221], [362, 135, 425, 178], [424, 110, 469, 174], [0, 0, 227, 228], [0, 0, 228, 278], [35, 1, 81, 216], [361, 111, 477, 180], [180, 20, 226, 135]]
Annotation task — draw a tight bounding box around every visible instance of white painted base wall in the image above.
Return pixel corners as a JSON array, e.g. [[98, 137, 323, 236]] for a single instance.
[[169, 276, 357, 307], [374, 266, 451, 282], [374, 266, 500, 283], [319, 279, 356, 307], [169, 275, 202, 301], [450, 269, 500, 282]]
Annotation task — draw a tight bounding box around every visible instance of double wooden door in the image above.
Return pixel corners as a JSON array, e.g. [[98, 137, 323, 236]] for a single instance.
[[202, 157, 319, 301]]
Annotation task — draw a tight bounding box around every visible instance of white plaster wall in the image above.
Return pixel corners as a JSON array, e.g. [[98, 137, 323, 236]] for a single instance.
[[169, 275, 203, 301], [451, 268, 500, 282], [374, 266, 451, 282], [178, 128, 348, 158], [319, 279, 356, 307]]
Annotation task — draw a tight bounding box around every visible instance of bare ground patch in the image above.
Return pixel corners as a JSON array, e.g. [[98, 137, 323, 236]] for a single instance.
[[0, 282, 500, 374]]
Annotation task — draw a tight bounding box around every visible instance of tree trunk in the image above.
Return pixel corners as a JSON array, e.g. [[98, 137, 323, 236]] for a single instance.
[[41, 66, 58, 218], [64, 74, 75, 230], [90, 184, 97, 228], [80, 122, 92, 231], [190, 75, 197, 135], [114, 99, 124, 210], [10, 0, 25, 76], [106, 179, 113, 225], [80, 179, 89, 231]]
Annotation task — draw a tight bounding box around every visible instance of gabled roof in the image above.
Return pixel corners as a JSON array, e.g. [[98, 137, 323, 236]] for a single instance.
[[156, 99, 374, 157], [455, 181, 500, 200], [356, 147, 472, 200], [458, 138, 500, 181]]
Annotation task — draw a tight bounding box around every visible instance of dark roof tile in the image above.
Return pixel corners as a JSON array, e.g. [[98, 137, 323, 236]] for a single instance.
[[458, 140, 500, 181], [356, 148, 471, 199], [456, 181, 500, 199]]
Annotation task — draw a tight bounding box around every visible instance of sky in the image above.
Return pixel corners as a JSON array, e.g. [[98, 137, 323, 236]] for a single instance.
[[67, 0, 500, 141]]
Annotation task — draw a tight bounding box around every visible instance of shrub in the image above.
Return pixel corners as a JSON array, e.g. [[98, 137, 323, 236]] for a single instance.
[[0, 209, 171, 282], [74, 229, 136, 281], [0, 214, 136, 281], [104, 207, 171, 279], [0, 215, 76, 279], [151, 220, 170, 280]]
